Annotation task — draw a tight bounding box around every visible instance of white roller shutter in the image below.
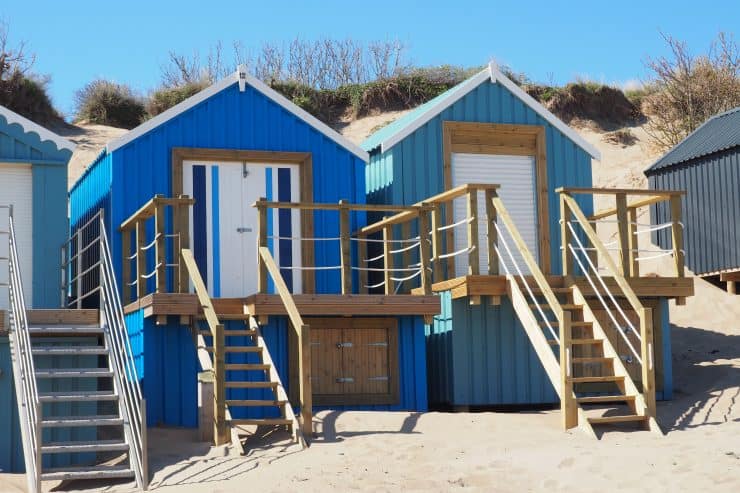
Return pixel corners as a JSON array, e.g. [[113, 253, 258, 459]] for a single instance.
[[451, 153, 538, 276], [0, 164, 33, 310]]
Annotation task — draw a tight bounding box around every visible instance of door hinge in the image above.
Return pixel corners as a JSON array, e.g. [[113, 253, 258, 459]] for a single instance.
[[336, 377, 354, 383], [336, 342, 353, 348], [367, 342, 388, 347], [368, 376, 389, 381], [242, 162, 249, 178]]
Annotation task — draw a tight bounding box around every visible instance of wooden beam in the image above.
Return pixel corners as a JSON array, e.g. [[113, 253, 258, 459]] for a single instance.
[[154, 202, 166, 293], [627, 207, 639, 277], [615, 193, 630, 277], [560, 194, 573, 276], [590, 195, 669, 221], [382, 221, 392, 295], [339, 200, 351, 294], [560, 311, 577, 429], [357, 232, 368, 294], [467, 189, 480, 275], [121, 228, 132, 304], [431, 204, 444, 281], [135, 220, 146, 300], [670, 195, 685, 278], [640, 307, 656, 418], [485, 189, 498, 275], [418, 206, 432, 295], [556, 187, 686, 197]]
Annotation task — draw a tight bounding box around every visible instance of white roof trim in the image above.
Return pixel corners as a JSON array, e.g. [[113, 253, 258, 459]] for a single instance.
[[107, 70, 369, 162], [379, 69, 491, 153], [377, 63, 600, 161], [0, 104, 75, 152]]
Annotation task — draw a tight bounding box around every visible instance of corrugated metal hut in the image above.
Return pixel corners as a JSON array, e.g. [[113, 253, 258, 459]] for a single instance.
[[645, 107, 740, 290], [362, 64, 677, 408], [69, 68, 430, 428], [0, 105, 75, 472]]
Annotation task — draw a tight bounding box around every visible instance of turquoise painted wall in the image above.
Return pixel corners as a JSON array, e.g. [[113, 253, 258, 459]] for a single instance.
[[0, 337, 23, 472]]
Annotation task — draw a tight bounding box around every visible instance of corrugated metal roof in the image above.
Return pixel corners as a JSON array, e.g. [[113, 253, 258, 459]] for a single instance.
[[647, 106, 740, 173]]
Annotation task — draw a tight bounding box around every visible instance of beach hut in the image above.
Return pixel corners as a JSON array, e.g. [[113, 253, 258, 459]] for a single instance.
[[645, 107, 740, 292], [0, 105, 74, 472], [361, 64, 692, 430], [69, 67, 434, 442]]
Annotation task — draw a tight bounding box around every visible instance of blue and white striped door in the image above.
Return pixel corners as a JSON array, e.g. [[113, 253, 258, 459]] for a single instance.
[[183, 160, 302, 297]]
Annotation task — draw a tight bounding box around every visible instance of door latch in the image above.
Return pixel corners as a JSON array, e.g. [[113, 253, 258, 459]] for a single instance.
[[336, 377, 354, 383], [236, 227, 253, 233], [336, 342, 353, 348]]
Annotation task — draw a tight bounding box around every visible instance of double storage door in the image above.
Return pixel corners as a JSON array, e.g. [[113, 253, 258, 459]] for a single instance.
[[310, 318, 398, 405]]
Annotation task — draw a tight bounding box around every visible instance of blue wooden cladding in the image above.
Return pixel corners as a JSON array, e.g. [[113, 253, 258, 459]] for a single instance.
[[0, 337, 24, 472]]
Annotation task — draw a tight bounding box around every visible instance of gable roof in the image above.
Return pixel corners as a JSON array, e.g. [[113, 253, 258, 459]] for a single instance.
[[361, 63, 601, 160], [646, 107, 740, 174], [107, 66, 369, 161], [0, 104, 75, 153]]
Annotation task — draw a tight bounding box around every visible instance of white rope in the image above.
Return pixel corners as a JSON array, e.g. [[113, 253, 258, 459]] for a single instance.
[[635, 251, 675, 262], [493, 222, 558, 342], [140, 233, 163, 252], [633, 222, 673, 235], [389, 241, 420, 254], [278, 265, 340, 271], [364, 252, 385, 263], [437, 216, 474, 232], [390, 269, 422, 283], [268, 235, 341, 241], [365, 280, 386, 289], [438, 245, 476, 260], [140, 263, 163, 279], [351, 236, 419, 244], [352, 266, 420, 272], [567, 243, 641, 363]]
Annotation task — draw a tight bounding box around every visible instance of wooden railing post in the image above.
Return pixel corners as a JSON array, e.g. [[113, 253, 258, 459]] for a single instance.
[[177, 198, 191, 293], [615, 193, 630, 277], [213, 323, 228, 445], [401, 221, 413, 289], [135, 220, 146, 300], [121, 228, 132, 304], [338, 200, 352, 294], [639, 307, 656, 418], [430, 204, 443, 282], [670, 195, 685, 278], [560, 193, 573, 276], [357, 232, 368, 294], [299, 323, 312, 437], [418, 205, 432, 295], [627, 207, 640, 277], [256, 198, 268, 293], [467, 188, 480, 275], [382, 219, 392, 295], [154, 201, 166, 293], [485, 189, 498, 275], [559, 310, 577, 429]]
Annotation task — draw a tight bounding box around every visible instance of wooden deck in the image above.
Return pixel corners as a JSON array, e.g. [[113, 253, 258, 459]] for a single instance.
[[124, 293, 441, 320], [413, 275, 694, 300]]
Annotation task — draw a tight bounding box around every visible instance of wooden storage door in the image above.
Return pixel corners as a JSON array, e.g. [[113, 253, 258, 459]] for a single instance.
[[310, 328, 344, 395], [341, 328, 391, 395]]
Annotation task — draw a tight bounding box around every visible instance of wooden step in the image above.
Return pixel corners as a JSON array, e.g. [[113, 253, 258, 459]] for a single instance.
[[225, 364, 270, 371], [205, 346, 262, 353], [225, 381, 278, 389], [577, 395, 636, 404], [570, 375, 624, 384], [539, 320, 592, 328], [588, 414, 647, 425], [529, 304, 583, 311], [226, 399, 287, 407], [41, 465, 135, 481], [572, 357, 613, 364], [41, 415, 123, 428], [41, 439, 129, 454], [569, 338, 603, 345], [229, 418, 292, 426], [39, 390, 118, 402], [199, 329, 257, 337]]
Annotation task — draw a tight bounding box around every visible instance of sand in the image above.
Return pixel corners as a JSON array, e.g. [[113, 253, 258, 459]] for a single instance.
[[2, 118, 737, 492]]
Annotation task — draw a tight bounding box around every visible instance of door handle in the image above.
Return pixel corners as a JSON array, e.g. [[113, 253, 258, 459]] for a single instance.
[[336, 342, 353, 348], [236, 227, 253, 233]]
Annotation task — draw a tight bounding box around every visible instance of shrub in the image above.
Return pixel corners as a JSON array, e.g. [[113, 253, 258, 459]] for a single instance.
[[0, 72, 62, 125], [146, 81, 208, 117], [74, 79, 145, 129]]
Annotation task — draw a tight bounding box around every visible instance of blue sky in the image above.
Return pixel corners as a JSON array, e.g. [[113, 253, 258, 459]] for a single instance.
[[2, 0, 736, 118]]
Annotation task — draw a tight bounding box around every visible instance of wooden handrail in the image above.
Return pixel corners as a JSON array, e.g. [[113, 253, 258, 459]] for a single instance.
[[181, 249, 228, 445], [119, 195, 195, 231], [258, 246, 312, 437], [555, 186, 685, 197]]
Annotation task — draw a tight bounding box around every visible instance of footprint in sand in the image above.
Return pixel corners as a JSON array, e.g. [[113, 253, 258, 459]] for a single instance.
[[558, 457, 575, 468]]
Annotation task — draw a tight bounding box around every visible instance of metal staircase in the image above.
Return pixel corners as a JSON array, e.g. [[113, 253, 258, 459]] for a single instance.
[[5, 209, 148, 492]]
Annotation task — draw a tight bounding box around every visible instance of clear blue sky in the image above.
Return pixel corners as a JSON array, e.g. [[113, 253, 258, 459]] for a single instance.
[[2, 0, 736, 118]]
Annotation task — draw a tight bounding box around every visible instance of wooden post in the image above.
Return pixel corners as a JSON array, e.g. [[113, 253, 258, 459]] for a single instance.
[[177, 199, 191, 293], [154, 202, 166, 293], [485, 189, 498, 275], [339, 200, 352, 294], [401, 221, 413, 285], [670, 195, 685, 278], [615, 193, 630, 277], [445, 200, 455, 277], [431, 204, 443, 282], [559, 310, 577, 429], [560, 194, 573, 276], [213, 323, 228, 445], [357, 232, 368, 294], [639, 307, 656, 418], [256, 199, 268, 293], [197, 371, 214, 442], [467, 189, 480, 275], [121, 228, 132, 304], [299, 323, 312, 437], [418, 206, 432, 295], [627, 207, 640, 277], [382, 219, 392, 295], [135, 220, 146, 300]]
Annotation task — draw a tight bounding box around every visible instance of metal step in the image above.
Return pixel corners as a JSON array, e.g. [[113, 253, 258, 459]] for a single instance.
[[570, 375, 625, 384], [41, 465, 135, 481], [225, 381, 278, 389], [35, 368, 114, 378], [41, 439, 130, 454], [226, 399, 287, 407], [42, 415, 123, 428], [39, 390, 118, 402], [588, 414, 647, 425], [577, 395, 636, 404], [32, 346, 109, 355], [229, 418, 292, 426], [29, 326, 104, 335], [225, 364, 270, 371]]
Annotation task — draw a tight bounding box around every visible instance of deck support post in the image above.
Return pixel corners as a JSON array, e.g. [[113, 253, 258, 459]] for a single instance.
[[615, 193, 630, 277], [639, 307, 656, 418], [256, 198, 268, 294], [467, 189, 480, 275], [213, 323, 228, 445], [418, 205, 432, 295], [299, 323, 312, 437], [339, 200, 352, 294], [670, 195, 685, 278], [559, 310, 577, 429]]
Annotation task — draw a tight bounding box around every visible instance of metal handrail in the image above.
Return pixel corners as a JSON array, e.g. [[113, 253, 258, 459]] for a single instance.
[[4, 207, 42, 493]]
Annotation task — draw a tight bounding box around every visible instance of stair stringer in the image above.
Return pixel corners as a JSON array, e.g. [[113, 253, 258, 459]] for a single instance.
[[571, 285, 663, 435], [506, 276, 596, 438]]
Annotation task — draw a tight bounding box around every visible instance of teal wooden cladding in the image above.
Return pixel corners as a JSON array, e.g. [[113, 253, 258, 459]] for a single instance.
[[0, 337, 23, 472]]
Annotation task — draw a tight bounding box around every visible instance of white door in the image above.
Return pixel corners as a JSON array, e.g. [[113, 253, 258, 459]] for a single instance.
[[0, 164, 33, 310], [183, 160, 302, 297], [451, 153, 538, 276]]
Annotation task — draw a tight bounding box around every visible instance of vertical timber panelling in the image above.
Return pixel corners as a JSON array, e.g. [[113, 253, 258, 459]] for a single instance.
[[425, 291, 454, 405]]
